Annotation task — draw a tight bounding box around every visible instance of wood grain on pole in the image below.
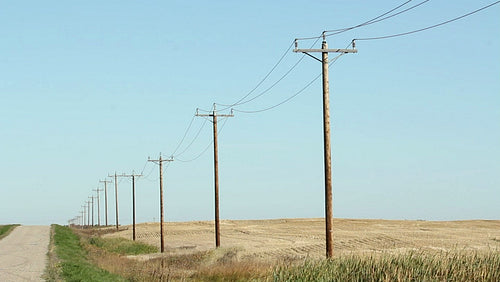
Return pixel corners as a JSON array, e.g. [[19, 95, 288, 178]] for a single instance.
[[322, 40, 334, 258], [159, 156, 164, 253], [132, 175, 136, 241], [213, 111, 220, 248], [115, 173, 119, 230]]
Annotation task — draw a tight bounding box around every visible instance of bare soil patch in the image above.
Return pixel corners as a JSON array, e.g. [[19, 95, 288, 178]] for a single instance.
[[103, 218, 500, 261]]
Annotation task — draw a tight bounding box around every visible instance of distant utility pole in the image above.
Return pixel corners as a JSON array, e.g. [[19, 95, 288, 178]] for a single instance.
[[89, 196, 96, 226], [82, 205, 87, 227], [79, 211, 84, 228], [148, 155, 174, 253], [196, 104, 233, 248], [294, 34, 357, 258], [86, 200, 91, 228], [108, 172, 120, 230], [93, 187, 103, 226], [100, 179, 113, 226], [117, 172, 143, 240]]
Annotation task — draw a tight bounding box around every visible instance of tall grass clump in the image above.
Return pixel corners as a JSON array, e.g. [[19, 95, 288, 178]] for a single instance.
[[53, 224, 124, 281], [273, 251, 500, 281], [88, 236, 158, 255], [0, 224, 19, 240]]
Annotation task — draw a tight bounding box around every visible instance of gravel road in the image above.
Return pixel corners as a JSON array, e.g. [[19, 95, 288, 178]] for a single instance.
[[0, 225, 50, 281]]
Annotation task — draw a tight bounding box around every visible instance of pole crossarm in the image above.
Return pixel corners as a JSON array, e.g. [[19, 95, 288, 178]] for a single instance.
[[293, 48, 358, 53]]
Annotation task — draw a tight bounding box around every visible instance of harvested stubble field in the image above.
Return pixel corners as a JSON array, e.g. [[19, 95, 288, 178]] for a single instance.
[[103, 218, 500, 260]]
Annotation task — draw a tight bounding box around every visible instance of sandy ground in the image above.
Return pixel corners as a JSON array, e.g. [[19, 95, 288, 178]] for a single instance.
[[104, 218, 500, 260], [0, 225, 50, 281]]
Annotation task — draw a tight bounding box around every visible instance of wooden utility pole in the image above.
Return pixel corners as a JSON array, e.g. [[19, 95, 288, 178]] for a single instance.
[[117, 172, 143, 240], [108, 173, 120, 230], [86, 200, 91, 228], [148, 155, 173, 252], [100, 179, 112, 226], [81, 205, 87, 227], [294, 35, 357, 258], [93, 188, 103, 226], [89, 196, 95, 226], [196, 104, 234, 248], [79, 211, 84, 228]]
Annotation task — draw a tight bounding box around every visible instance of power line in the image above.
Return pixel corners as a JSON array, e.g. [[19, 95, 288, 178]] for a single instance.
[[295, 0, 419, 41], [226, 54, 306, 107], [325, 0, 430, 37], [233, 52, 346, 114], [217, 37, 322, 112], [355, 1, 500, 41], [216, 41, 295, 111], [175, 117, 230, 163], [173, 116, 209, 158], [170, 113, 196, 156]]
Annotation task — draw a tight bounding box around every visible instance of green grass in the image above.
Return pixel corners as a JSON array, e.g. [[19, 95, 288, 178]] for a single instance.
[[52, 225, 125, 281], [88, 236, 158, 255], [0, 224, 19, 240], [273, 251, 500, 281]]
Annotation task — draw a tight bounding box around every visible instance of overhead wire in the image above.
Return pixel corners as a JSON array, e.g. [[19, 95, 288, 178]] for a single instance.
[[324, 0, 431, 37], [170, 113, 196, 156], [233, 51, 348, 114], [217, 36, 323, 112], [225, 1, 428, 112], [296, 0, 419, 41], [354, 1, 500, 41], [216, 41, 295, 111], [175, 117, 230, 163], [173, 117, 209, 158]]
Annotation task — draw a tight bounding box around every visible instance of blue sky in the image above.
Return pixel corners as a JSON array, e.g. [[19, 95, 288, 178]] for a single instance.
[[1, 1, 499, 225]]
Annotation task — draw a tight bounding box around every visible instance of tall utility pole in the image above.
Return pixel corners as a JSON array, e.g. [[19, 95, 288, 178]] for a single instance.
[[148, 155, 174, 253], [294, 34, 357, 258], [117, 172, 143, 241], [108, 173, 120, 230], [100, 179, 113, 226], [82, 205, 87, 227], [196, 104, 233, 248], [89, 196, 95, 226], [93, 187, 103, 226], [79, 211, 84, 228], [86, 200, 91, 228]]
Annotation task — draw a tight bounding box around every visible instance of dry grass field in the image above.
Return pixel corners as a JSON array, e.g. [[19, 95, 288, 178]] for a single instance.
[[103, 218, 500, 261]]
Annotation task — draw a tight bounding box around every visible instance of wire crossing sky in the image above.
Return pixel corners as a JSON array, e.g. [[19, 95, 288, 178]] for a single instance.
[[1, 0, 499, 225]]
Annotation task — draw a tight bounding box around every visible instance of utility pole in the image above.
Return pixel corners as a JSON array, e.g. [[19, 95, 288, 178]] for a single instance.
[[108, 172, 120, 230], [100, 179, 112, 226], [82, 205, 87, 227], [93, 187, 103, 226], [86, 200, 91, 228], [294, 34, 357, 258], [148, 155, 174, 252], [79, 211, 84, 228], [89, 196, 95, 226], [117, 172, 143, 240], [196, 104, 233, 248]]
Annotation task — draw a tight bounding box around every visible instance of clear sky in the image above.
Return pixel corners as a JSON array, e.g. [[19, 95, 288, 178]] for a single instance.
[[1, 1, 499, 225]]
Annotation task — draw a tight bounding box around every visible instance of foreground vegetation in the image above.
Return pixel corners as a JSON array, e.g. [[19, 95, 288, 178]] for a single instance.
[[0, 224, 19, 240], [50, 225, 500, 281], [51, 225, 124, 281], [88, 236, 157, 255], [274, 251, 500, 281]]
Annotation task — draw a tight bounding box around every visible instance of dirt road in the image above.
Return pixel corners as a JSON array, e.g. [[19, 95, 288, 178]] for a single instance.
[[0, 225, 50, 281]]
